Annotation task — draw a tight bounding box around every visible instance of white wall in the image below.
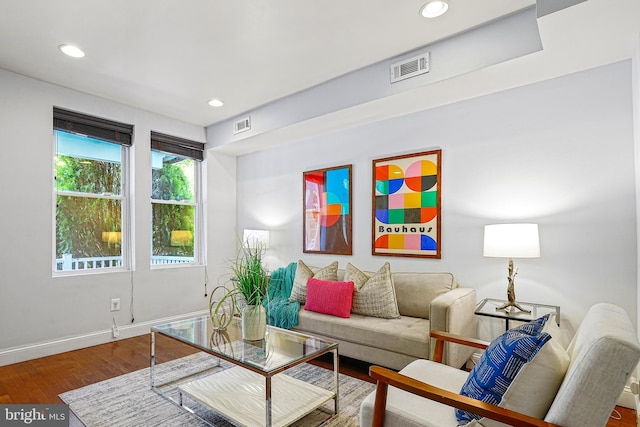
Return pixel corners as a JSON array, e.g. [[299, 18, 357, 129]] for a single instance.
[[1, 59, 636, 364], [0, 69, 235, 363], [634, 35, 640, 336], [236, 61, 637, 338]]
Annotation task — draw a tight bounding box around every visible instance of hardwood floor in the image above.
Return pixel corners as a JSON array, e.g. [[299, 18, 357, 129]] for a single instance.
[[0, 334, 636, 427], [0, 334, 198, 405]]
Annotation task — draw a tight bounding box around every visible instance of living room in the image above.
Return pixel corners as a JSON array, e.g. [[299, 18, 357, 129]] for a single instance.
[[1, 0, 640, 425]]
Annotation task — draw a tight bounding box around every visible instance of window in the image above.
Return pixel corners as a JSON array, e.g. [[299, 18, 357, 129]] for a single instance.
[[150, 131, 204, 267], [53, 107, 132, 273]]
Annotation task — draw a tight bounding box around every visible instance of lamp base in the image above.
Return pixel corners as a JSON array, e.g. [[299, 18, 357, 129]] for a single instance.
[[495, 300, 531, 313], [495, 258, 531, 313]]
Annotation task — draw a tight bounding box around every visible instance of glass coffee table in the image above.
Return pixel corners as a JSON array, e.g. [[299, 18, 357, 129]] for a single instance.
[[151, 316, 339, 426]]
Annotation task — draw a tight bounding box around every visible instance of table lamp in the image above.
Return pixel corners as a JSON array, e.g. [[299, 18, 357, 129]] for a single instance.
[[483, 223, 540, 312]]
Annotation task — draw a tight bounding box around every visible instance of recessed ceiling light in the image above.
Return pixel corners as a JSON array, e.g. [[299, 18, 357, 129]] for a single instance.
[[420, 1, 449, 18], [59, 44, 85, 58], [208, 98, 224, 107]]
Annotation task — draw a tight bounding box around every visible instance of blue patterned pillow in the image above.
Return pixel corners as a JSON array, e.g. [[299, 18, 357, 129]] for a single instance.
[[511, 313, 550, 336], [456, 315, 552, 425]]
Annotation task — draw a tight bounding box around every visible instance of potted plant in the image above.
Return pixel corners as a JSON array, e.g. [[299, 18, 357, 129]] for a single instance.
[[229, 240, 269, 340]]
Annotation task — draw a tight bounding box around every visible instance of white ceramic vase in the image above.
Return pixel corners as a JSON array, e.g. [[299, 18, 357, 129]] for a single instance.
[[241, 304, 267, 341]]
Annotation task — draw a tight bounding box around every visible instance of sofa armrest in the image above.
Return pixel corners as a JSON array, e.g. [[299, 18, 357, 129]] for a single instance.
[[429, 287, 477, 367]]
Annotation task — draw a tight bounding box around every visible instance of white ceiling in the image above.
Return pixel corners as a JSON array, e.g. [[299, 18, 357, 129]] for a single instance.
[[0, 0, 639, 146], [0, 0, 534, 126]]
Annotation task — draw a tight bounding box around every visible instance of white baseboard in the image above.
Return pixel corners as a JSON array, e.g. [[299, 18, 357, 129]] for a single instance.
[[0, 310, 208, 367], [619, 385, 636, 409]]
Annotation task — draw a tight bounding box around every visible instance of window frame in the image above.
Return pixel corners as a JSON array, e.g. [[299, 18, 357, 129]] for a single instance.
[[52, 108, 132, 276], [150, 131, 204, 268]]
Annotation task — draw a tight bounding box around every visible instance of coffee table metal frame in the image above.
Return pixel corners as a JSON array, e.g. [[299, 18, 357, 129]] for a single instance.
[[150, 315, 339, 426]]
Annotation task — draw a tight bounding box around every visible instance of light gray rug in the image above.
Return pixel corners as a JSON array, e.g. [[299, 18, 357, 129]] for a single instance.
[[60, 352, 375, 426]]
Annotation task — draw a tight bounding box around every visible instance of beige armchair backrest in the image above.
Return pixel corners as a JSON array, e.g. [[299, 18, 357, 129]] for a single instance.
[[545, 303, 640, 426]]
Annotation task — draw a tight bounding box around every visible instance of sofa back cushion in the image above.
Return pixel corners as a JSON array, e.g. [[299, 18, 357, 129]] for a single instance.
[[393, 272, 456, 318], [322, 266, 457, 319]]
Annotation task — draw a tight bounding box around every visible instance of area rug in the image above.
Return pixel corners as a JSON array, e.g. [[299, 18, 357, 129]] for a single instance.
[[60, 352, 375, 426]]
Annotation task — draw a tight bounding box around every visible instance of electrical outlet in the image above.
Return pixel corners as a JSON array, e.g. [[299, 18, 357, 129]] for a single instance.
[[110, 298, 121, 312]]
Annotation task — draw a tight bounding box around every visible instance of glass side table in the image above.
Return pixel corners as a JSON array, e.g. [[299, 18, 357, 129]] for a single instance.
[[475, 298, 560, 331]]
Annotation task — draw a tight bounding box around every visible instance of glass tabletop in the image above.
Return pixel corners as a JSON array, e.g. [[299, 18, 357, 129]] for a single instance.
[[475, 298, 560, 325], [152, 316, 337, 374]]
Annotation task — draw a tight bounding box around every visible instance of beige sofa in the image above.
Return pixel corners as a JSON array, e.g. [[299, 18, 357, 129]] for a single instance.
[[292, 266, 477, 370]]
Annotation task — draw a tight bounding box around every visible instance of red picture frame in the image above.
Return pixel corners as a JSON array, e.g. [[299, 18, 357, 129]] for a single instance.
[[303, 165, 352, 255]]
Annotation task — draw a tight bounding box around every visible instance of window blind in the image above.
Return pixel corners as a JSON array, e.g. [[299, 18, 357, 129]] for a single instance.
[[53, 107, 133, 146], [150, 131, 204, 161]]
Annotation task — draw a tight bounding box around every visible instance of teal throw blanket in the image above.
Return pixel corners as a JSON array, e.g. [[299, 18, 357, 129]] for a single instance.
[[263, 262, 299, 329]]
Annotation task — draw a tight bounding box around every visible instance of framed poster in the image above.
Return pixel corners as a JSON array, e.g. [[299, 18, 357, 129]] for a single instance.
[[303, 165, 352, 255], [372, 149, 441, 258]]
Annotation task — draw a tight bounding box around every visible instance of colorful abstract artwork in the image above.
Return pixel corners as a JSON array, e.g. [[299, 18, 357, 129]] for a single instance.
[[372, 150, 441, 258], [303, 165, 352, 255]]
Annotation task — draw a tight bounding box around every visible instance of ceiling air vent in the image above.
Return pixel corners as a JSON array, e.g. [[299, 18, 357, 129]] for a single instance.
[[233, 116, 251, 134], [390, 52, 430, 84]]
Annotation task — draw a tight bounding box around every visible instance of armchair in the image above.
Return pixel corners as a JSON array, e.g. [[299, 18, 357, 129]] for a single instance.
[[360, 303, 640, 427]]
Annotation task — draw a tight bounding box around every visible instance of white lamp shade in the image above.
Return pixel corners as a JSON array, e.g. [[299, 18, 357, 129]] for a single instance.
[[483, 223, 540, 258], [243, 229, 270, 249]]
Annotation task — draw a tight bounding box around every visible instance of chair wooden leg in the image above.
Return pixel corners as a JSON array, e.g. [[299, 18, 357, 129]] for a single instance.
[[433, 337, 445, 363], [372, 381, 389, 427]]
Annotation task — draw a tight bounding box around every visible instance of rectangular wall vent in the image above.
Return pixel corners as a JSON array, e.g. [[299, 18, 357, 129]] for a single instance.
[[233, 117, 251, 134], [390, 52, 430, 84]]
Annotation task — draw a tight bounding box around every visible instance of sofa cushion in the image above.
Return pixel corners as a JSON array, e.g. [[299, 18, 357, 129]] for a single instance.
[[304, 278, 354, 318], [360, 359, 470, 427], [344, 262, 400, 319], [297, 309, 430, 359], [456, 315, 552, 425], [289, 260, 338, 303], [393, 272, 456, 319]]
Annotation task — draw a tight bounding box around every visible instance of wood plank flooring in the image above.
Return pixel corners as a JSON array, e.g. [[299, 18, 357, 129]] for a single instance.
[[0, 334, 636, 426]]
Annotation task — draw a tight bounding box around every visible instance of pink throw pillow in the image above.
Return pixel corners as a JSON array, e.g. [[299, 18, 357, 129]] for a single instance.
[[304, 278, 354, 318]]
